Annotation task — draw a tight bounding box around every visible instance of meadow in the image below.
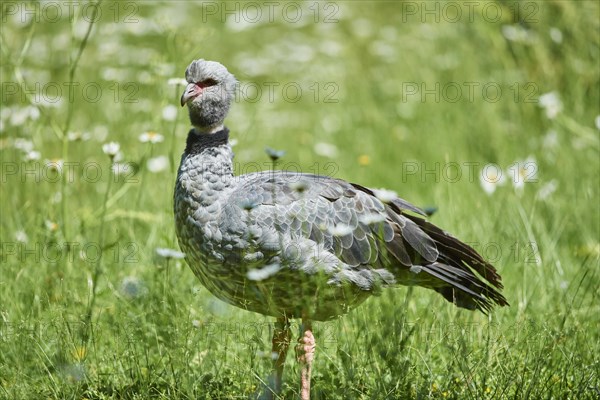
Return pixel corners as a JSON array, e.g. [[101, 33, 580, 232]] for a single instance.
[[1, 1, 599, 398]]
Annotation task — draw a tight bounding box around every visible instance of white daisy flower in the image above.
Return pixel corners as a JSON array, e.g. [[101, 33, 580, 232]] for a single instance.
[[10, 106, 40, 125], [238, 199, 259, 211], [15, 230, 28, 243], [359, 213, 386, 225], [536, 179, 558, 200], [549, 27, 563, 44], [507, 157, 538, 190], [289, 180, 310, 193], [502, 25, 534, 43], [24, 150, 41, 161], [410, 265, 422, 274], [102, 142, 120, 158], [479, 163, 506, 195], [45, 220, 59, 232], [113, 151, 124, 163], [247, 264, 281, 281], [45, 159, 64, 171], [314, 142, 339, 158], [373, 188, 397, 203], [112, 162, 133, 176], [327, 224, 354, 237], [155, 247, 185, 259], [265, 147, 285, 161], [9, 107, 29, 126], [167, 78, 188, 86], [538, 92, 563, 119], [162, 105, 178, 121], [67, 131, 91, 141], [147, 155, 168, 173], [139, 131, 164, 144], [13, 138, 34, 152]]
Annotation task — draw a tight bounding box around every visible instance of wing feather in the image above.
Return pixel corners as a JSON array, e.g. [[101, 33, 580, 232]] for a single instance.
[[223, 170, 507, 313]]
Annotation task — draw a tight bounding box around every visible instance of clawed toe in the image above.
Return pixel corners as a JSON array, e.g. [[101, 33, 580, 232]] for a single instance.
[[296, 330, 316, 364]]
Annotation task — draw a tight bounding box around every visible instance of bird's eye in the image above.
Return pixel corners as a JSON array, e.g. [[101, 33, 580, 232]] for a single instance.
[[198, 78, 218, 88]]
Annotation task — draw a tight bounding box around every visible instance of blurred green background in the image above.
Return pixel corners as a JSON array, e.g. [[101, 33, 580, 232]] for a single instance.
[[1, 1, 599, 399]]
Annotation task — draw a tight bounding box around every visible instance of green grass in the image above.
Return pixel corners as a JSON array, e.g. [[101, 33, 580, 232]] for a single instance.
[[1, 1, 599, 399]]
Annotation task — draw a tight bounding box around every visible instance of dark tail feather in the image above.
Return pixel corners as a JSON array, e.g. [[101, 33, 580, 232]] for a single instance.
[[353, 182, 508, 312], [406, 215, 509, 313]]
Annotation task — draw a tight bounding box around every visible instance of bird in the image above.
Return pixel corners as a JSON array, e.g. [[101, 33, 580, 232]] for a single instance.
[[174, 59, 508, 399]]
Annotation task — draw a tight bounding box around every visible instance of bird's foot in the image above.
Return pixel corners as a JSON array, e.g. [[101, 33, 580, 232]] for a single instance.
[[296, 329, 316, 364], [296, 327, 315, 400]]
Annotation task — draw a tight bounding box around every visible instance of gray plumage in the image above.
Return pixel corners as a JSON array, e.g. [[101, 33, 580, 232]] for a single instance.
[[181, 59, 237, 132], [174, 59, 508, 322]]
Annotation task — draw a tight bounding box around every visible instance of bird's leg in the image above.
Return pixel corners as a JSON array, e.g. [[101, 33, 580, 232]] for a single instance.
[[296, 319, 315, 400], [270, 317, 291, 395]]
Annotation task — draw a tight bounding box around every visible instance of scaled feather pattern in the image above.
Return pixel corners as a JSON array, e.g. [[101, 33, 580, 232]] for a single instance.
[[174, 59, 508, 324]]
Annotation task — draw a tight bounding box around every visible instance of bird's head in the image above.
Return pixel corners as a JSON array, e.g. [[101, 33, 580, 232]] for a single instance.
[[180, 59, 237, 133]]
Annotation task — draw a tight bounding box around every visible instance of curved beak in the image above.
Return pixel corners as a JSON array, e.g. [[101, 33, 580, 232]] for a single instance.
[[180, 82, 202, 106]]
